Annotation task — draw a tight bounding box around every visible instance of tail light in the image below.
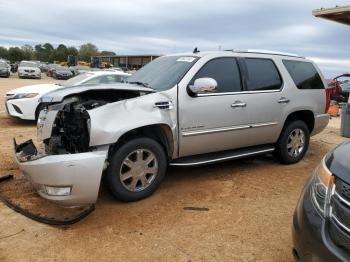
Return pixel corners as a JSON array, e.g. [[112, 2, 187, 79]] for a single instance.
[[325, 88, 331, 113]]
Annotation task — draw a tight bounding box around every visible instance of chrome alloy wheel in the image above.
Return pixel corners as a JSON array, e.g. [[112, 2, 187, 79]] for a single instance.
[[119, 149, 158, 192], [287, 128, 305, 157]]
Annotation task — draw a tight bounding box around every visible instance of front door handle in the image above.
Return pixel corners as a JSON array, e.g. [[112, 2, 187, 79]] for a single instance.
[[278, 97, 290, 104], [231, 101, 247, 108]]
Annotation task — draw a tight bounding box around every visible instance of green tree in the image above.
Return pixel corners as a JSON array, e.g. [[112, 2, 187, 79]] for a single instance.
[[34, 44, 45, 61], [43, 43, 54, 52], [100, 50, 116, 56], [21, 44, 34, 60], [78, 43, 98, 62], [8, 47, 24, 62], [0, 46, 9, 59], [54, 44, 68, 61], [34, 43, 54, 62], [67, 47, 78, 56], [43, 43, 55, 62]]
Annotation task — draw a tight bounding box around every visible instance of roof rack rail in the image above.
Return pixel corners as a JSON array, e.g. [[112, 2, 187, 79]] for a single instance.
[[225, 49, 304, 58]]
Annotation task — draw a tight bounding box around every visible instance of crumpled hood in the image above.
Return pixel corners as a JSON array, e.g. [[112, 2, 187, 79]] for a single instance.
[[6, 84, 62, 95], [326, 140, 350, 184], [43, 83, 155, 103]]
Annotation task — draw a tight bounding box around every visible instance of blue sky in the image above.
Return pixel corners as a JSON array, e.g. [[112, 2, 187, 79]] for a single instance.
[[0, 0, 349, 78]]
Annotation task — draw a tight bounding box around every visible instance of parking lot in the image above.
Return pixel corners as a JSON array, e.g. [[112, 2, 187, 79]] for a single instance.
[[0, 74, 346, 261]]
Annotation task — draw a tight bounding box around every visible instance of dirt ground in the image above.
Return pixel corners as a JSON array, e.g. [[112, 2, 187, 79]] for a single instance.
[[0, 74, 346, 262]]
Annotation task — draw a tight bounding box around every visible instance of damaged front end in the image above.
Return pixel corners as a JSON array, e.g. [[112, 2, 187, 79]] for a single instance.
[[14, 136, 108, 206], [14, 88, 145, 206], [40, 89, 141, 154]]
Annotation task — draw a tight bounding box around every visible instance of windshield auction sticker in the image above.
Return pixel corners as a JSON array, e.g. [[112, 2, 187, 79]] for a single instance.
[[176, 57, 196, 62]]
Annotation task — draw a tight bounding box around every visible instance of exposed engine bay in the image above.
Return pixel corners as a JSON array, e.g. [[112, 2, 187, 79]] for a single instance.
[[42, 89, 144, 155]]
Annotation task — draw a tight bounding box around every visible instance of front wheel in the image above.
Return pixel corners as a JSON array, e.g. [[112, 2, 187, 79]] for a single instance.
[[275, 120, 310, 164], [106, 137, 167, 202]]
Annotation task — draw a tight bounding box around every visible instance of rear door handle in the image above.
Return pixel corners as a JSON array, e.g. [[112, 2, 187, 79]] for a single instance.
[[231, 101, 247, 108], [278, 97, 290, 104]]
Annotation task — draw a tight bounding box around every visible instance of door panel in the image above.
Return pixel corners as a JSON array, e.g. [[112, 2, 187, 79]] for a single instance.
[[179, 94, 252, 156], [238, 58, 285, 145], [178, 57, 251, 157], [239, 92, 284, 145]]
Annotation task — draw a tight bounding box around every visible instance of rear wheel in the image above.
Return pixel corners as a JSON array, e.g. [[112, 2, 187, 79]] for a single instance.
[[275, 120, 310, 164], [106, 137, 167, 202]]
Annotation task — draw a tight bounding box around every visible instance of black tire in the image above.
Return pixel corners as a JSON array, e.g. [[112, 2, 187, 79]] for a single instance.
[[275, 120, 310, 164], [106, 137, 167, 202]]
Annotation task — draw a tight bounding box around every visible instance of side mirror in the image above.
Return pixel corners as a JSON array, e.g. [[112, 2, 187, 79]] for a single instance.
[[189, 77, 218, 95]]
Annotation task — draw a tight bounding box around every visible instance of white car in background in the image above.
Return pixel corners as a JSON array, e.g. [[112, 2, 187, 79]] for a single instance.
[[5, 71, 130, 120], [17, 61, 41, 79]]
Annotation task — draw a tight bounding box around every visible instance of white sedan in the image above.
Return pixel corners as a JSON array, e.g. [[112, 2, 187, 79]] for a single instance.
[[17, 61, 41, 79], [5, 71, 130, 120]]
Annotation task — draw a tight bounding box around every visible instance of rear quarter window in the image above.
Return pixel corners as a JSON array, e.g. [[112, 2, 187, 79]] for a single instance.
[[283, 60, 324, 90]]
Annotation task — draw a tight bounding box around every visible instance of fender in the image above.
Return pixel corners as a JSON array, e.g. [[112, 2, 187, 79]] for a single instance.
[[88, 92, 177, 149]]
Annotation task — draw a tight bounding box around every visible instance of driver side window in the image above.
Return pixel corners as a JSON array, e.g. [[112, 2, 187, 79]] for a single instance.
[[190, 57, 242, 93]]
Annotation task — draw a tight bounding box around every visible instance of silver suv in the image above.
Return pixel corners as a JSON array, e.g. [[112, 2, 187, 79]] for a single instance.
[[14, 50, 330, 206]]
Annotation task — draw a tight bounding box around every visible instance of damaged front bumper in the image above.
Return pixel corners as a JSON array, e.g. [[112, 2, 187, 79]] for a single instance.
[[14, 139, 108, 206]]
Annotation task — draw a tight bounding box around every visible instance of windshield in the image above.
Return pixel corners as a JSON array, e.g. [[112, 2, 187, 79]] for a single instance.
[[127, 55, 198, 91], [61, 73, 94, 87], [0, 61, 7, 67], [19, 61, 37, 67]]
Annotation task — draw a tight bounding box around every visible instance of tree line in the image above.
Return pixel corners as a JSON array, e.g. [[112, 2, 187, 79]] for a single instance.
[[0, 43, 116, 63]]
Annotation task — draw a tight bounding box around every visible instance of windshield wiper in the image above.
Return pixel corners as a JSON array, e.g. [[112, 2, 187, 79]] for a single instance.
[[128, 81, 155, 91]]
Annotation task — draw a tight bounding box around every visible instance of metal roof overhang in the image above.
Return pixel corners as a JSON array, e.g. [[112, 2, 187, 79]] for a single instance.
[[313, 6, 350, 25]]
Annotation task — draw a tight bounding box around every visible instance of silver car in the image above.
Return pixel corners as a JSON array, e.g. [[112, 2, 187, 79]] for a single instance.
[[17, 61, 41, 79], [14, 50, 329, 206]]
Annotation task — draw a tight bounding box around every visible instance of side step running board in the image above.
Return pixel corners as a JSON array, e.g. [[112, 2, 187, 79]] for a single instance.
[[170, 145, 275, 167]]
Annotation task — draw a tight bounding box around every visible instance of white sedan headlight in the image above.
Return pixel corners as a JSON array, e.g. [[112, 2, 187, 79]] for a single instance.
[[13, 93, 39, 99]]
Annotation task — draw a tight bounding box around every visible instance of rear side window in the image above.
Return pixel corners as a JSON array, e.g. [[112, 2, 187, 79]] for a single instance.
[[191, 57, 242, 93], [283, 60, 324, 89], [244, 58, 282, 91]]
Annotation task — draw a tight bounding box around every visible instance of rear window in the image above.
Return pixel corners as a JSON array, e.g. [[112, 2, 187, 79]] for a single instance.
[[244, 58, 282, 91], [283, 60, 324, 90]]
